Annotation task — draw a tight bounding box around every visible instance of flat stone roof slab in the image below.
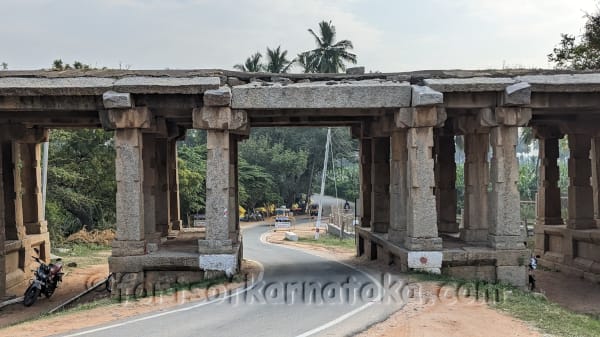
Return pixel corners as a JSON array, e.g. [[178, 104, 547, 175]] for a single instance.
[[516, 74, 600, 92], [231, 80, 411, 109], [0, 76, 221, 96], [424, 77, 516, 92]]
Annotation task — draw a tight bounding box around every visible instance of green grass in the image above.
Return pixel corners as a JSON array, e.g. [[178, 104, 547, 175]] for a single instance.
[[408, 271, 600, 337], [297, 234, 355, 250], [53, 243, 111, 268]]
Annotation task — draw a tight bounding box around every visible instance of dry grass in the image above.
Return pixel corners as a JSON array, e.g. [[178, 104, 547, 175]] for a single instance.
[[66, 228, 115, 245]]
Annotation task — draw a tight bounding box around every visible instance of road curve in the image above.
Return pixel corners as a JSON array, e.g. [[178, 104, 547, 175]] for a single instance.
[[59, 224, 405, 337]]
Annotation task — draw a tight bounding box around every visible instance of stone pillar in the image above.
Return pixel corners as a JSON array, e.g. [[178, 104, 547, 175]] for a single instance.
[[142, 133, 159, 245], [193, 86, 247, 266], [110, 107, 153, 257], [0, 141, 24, 241], [592, 137, 600, 222], [396, 106, 446, 251], [535, 127, 564, 226], [155, 137, 170, 236], [0, 138, 6, 297], [359, 138, 372, 228], [435, 130, 458, 233], [487, 107, 531, 249], [371, 137, 390, 233], [167, 139, 182, 231], [20, 140, 47, 235], [566, 133, 596, 229], [461, 131, 490, 243], [389, 129, 407, 243]]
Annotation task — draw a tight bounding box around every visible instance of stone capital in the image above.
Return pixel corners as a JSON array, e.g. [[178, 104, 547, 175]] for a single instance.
[[395, 106, 446, 128], [480, 107, 532, 127], [501, 82, 531, 106], [142, 117, 168, 137], [457, 115, 489, 134], [411, 85, 443, 106], [167, 121, 187, 141], [106, 107, 153, 129], [0, 124, 48, 142], [102, 91, 133, 109], [203, 86, 232, 107], [193, 106, 249, 134]]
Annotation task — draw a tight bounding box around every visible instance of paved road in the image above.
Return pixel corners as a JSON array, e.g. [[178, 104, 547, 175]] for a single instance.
[[60, 225, 405, 337]]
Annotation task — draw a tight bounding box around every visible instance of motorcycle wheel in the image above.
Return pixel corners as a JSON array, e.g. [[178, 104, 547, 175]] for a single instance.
[[23, 285, 40, 307], [45, 284, 56, 298]]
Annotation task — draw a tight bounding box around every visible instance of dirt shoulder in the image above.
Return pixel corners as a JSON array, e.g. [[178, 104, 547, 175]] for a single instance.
[[267, 230, 543, 337], [0, 260, 261, 337]]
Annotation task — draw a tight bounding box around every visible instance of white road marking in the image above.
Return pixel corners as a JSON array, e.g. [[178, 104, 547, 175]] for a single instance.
[[62, 259, 264, 337]]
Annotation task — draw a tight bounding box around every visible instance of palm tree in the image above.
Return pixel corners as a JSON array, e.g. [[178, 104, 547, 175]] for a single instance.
[[264, 46, 293, 73], [233, 52, 264, 72], [296, 52, 318, 73], [306, 21, 357, 73]]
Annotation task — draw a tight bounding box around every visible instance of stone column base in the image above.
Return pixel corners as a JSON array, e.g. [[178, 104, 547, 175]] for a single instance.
[[405, 237, 443, 251], [438, 221, 459, 233], [567, 219, 597, 230], [388, 229, 406, 244], [170, 219, 183, 231], [112, 240, 146, 257], [198, 239, 234, 254], [199, 242, 241, 279], [25, 221, 48, 235], [488, 235, 525, 250], [460, 228, 489, 243]]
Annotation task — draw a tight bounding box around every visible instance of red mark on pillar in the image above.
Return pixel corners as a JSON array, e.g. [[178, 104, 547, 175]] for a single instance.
[[420, 256, 428, 265], [223, 208, 228, 218]]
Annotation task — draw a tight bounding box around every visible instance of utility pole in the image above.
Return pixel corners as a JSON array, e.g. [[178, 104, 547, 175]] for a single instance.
[[316, 128, 331, 229]]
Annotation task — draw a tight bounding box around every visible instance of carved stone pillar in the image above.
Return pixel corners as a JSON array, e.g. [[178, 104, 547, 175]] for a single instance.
[[389, 128, 407, 243], [193, 86, 247, 275], [371, 137, 390, 233], [535, 126, 564, 226], [486, 107, 531, 249], [142, 133, 159, 244], [566, 133, 596, 229], [462, 131, 490, 243], [154, 137, 170, 236], [396, 106, 446, 251], [359, 137, 372, 228], [435, 128, 458, 233], [168, 138, 182, 231], [110, 107, 153, 257], [592, 137, 600, 226]]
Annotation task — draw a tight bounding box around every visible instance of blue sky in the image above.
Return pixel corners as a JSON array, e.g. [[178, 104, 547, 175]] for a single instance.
[[1, 0, 597, 71]]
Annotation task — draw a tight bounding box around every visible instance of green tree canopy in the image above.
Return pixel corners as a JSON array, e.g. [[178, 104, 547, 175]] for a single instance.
[[548, 8, 600, 69], [233, 52, 264, 72]]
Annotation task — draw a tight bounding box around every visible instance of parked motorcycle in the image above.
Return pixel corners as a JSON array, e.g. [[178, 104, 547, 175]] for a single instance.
[[23, 248, 64, 307]]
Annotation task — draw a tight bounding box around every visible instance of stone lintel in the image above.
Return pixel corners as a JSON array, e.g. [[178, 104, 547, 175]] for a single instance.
[[203, 86, 232, 107], [107, 107, 153, 129], [424, 77, 516, 92], [0, 125, 48, 143], [533, 125, 564, 139], [456, 115, 489, 134], [167, 122, 187, 141], [480, 107, 532, 127], [395, 106, 446, 128], [501, 82, 531, 106], [231, 80, 412, 109], [192, 106, 248, 134], [102, 91, 133, 109], [411, 85, 443, 106]]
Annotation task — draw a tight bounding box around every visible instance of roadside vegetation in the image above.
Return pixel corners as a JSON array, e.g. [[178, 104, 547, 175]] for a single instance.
[[409, 272, 600, 337], [298, 233, 355, 250]]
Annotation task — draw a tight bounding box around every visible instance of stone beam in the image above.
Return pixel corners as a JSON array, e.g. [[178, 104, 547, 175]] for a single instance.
[[501, 82, 531, 106], [0, 76, 220, 96], [424, 77, 516, 92], [231, 80, 411, 109], [411, 85, 443, 106], [516, 73, 600, 92]]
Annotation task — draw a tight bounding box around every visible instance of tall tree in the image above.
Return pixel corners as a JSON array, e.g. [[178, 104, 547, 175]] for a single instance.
[[548, 8, 600, 69], [234, 52, 264, 72], [264, 46, 294, 73], [1, 62, 7, 70], [305, 21, 357, 73]]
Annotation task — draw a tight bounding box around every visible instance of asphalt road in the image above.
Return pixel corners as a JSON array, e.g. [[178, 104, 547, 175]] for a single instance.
[[60, 225, 405, 337]]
